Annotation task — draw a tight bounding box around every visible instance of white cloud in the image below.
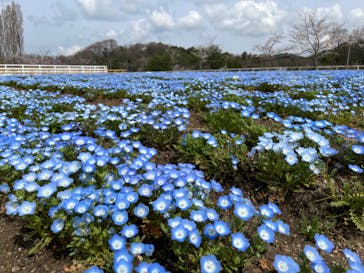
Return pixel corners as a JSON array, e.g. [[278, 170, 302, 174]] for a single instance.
[[349, 8, 364, 22], [149, 7, 176, 29], [76, 0, 122, 20], [204, 1, 286, 36], [315, 4, 343, 22], [204, 3, 226, 18], [178, 10, 202, 28], [106, 29, 119, 39], [128, 18, 153, 42], [57, 45, 83, 56]]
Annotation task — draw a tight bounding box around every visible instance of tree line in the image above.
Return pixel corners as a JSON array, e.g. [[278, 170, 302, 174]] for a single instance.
[[0, 1, 23, 60]]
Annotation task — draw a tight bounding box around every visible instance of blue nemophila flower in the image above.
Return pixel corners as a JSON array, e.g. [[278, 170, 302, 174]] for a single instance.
[[259, 204, 274, 218], [348, 164, 363, 173], [37, 169, 54, 180], [263, 219, 278, 232], [114, 248, 133, 264], [206, 208, 219, 221], [234, 203, 255, 221], [148, 262, 169, 273], [189, 229, 202, 248], [50, 219, 64, 233], [108, 234, 126, 251], [314, 234, 334, 253], [217, 195, 232, 210], [125, 191, 139, 203], [319, 146, 338, 157], [257, 224, 275, 243], [200, 254, 222, 273], [231, 232, 250, 252], [115, 195, 130, 210], [17, 201, 36, 216], [74, 200, 91, 214], [352, 145, 364, 155], [0, 183, 10, 193], [113, 260, 132, 273], [176, 197, 193, 211], [211, 179, 223, 192], [152, 195, 171, 213], [342, 248, 363, 265], [5, 201, 19, 216], [144, 244, 155, 256], [214, 220, 231, 236], [203, 223, 218, 240], [121, 224, 138, 238], [37, 182, 57, 198], [168, 216, 182, 228], [171, 225, 189, 242], [311, 261, 330, 273], [285, 152, 298, 165], [303, 245, 323, 264], [93, 205, 108, 218], [273, 255, 300, 273], [190, 209, 207, 223], [230, 186, 243, 197], [267, 202, 281, 215], [112, 210, 128, 226], [63, 161, 82, 174], [84, 265, 104, 273], [133, 203, 149, 218], [135, 262, 149, 273], [130, 242, 145, 255], [350, 263, 364, 272], [275, 220, 290, 235]]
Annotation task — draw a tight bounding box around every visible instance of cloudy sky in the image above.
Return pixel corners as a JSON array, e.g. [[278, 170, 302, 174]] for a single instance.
[[1, 0, 364, 55]]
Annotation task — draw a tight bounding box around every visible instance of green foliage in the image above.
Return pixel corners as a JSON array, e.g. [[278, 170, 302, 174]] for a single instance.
[[203, 109, 270, 147], [177, 132, 248, 181], [330, 264, 347, 273], [330, 179, 364, 231], [187, 96, 209, 112], [289, 89, 319, 101], [136, 125, 180, 149], [262, 102, 320, 120], [222, 94, 251, 106], [299, 215, 332, 241], [50, 103, 76, 113], [203, 109, 245, 135], [252, 151, 315, 191], [147, 53, 173, 71], [247, 82, 290, 93], [66, 224, 113, 266], [323, 109, 364, 129]]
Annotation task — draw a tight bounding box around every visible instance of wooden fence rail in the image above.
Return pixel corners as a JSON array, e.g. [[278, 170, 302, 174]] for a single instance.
[[0, 64, 108, 74]]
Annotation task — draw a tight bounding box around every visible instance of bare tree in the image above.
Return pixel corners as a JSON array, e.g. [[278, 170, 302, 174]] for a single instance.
[[0, 1, 24, 59], [345, 26, 364, 66], [255, 33, 289, 66], [289, 10, 335, 69]]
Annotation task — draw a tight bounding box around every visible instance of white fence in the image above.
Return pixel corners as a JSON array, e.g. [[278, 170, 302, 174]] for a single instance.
[[0, 64, 108, 74]]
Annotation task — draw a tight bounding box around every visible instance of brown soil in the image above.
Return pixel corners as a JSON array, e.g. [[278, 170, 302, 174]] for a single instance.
[[0, 201, 71, 273]]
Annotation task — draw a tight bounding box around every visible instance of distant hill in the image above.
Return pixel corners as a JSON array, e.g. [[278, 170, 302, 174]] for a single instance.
[[9, 39, 364, 71]]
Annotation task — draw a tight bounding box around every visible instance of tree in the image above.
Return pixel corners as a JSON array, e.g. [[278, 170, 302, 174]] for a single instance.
[[255, 33, 288, 66], [146, 53, 172, 71], [345, 26, 364, 66], [0, 1, 23, 58], [289, 10, 335, 68]]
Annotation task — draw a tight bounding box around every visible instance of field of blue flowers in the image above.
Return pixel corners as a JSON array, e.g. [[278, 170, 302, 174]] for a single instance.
[[0, 70, 363, 273]]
